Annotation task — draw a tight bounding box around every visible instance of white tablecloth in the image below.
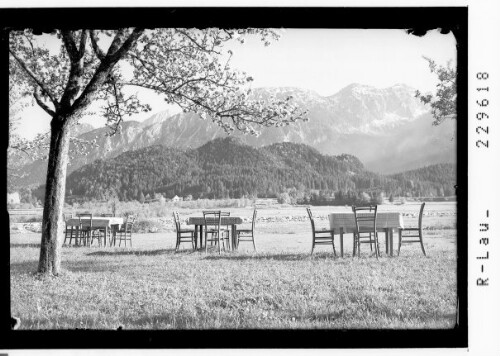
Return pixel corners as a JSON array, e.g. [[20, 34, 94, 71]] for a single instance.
[[328, 212, 404, 233], [66, 217, 124, 228]]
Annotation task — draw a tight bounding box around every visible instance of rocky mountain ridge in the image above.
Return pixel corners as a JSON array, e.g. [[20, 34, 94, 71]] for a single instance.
[[10, 83, 456, 188]]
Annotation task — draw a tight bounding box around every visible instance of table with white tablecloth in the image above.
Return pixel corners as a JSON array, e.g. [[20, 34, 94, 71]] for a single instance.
[[187, 216, 243, 250], [328, 212, 404, 257], [66, 217, 124, 246]]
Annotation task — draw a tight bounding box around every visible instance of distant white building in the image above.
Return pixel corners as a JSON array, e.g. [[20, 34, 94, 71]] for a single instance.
[[7, 192, 20, 204], [171, 195, 182, 202]]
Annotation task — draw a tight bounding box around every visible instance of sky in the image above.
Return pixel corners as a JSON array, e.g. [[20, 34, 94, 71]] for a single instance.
[[12, 28, 456, 139]]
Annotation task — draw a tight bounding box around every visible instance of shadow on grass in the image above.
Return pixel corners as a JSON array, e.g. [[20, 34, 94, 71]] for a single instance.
[[203, 253, 337, 261], [10, 243, 41, 249], [10, 260, 39, 274], [86, 249, 177, 257]]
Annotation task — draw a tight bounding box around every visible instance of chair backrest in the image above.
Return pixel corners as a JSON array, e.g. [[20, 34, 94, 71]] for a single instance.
[[306, 207, 315, 231], [77, 213, 92, 229], [125, 214, 136, 233], [251, 209, 258, 231], [63, 213, 73, 222], [203, 210, 222, 232], [173, 211, 181, 232], [418, 202, 426, 230], [352, 205, 377, 234]]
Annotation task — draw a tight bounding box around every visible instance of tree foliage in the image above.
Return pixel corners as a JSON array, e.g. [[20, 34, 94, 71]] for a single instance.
[[10, 28, 307, 137], [415, 56, 457, 125]]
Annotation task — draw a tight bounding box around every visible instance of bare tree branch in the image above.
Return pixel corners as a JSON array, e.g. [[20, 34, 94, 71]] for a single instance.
[[104, 29, 128, 57], [175, 29, 221, 55], [78, 30, 88, 59], [107, 28, 144, 62], [34, 88, 56, 116], [71, 28, 144, 116], [61, 31, 79, 62], [107, 76, 125, 135], [89, 30, 106, 60]]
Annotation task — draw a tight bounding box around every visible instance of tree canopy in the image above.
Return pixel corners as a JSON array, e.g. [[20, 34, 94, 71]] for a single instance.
[[9, 28, 307, 136], [415, 56, 457, 125]]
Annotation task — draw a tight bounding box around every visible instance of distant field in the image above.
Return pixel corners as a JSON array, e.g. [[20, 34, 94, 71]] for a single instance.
[[10, 202, 457, 330]]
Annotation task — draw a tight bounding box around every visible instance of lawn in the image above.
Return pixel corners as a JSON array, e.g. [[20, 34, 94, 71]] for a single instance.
[[10, 203, 457, 330]]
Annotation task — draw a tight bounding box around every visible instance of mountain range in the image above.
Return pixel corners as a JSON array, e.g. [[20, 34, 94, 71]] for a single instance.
[[10, 83, 456, 189]]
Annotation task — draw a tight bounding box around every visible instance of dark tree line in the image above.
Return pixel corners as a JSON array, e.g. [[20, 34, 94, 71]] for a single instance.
[[50, 138, 456, 204]]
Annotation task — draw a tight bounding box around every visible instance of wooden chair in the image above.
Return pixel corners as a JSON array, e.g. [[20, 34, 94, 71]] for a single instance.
[[398, 203, 427, 256], [307, 208, 336, 255], [236, 209, 257, 251], [352, 205, 379, 259], [63, 213, 79, 246], [173, 211, 195, 251], [116, 214, 136, 247], [77, 213, 103, 247], [99, 213, 114, 244], [203, 210, 229, 254], [221, 211, 231, 237]]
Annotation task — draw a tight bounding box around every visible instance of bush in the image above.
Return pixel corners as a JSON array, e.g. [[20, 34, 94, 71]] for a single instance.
[[277, 192, 291, 204], [10, 215, 43, 223], [371, 192, 385, 205], [65, 198, 257, 220], [132, 219, 165, 233], [360, 192, 371, 204]]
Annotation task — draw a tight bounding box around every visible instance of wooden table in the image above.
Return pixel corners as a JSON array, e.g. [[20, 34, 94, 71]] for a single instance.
[[187, 216, 243, 250], [328, 212, 404, 257], [66, 217, 124, 246]]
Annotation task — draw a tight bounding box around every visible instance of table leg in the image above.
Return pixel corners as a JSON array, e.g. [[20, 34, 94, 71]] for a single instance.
[[76, 227, 81, 246], [104, 227, 108, 247], [351, 228, 357, 257], [199, 225, 203, 249], [385, 228, 389, 254], [231, 225, 237, 251], [110, 225, 116, 246], [389, 229, 394, 256], [194, 225, 198, 249], [340, 227, 344, 258]]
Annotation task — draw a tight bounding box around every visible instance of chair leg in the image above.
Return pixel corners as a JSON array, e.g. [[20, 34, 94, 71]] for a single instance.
[[311, 235, 315, 255], [357, 235, 361, 258], [352, 234, 356, 257], [398, 230, 402, 256], [129, 233, 132, 248], [252, 235, 257, 252], [374, 233, 380, 260], [419, 231, 426, 256], [331, 232, 336, 257]]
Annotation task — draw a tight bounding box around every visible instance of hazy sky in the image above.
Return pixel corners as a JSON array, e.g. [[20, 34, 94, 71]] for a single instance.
[[13, 28, 456, 139]]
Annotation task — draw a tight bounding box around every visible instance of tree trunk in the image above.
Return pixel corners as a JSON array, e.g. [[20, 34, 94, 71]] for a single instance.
[[38, 117, 71, 275]]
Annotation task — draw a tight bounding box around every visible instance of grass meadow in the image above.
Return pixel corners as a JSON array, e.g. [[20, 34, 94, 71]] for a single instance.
[[10, 202, 457, 330]]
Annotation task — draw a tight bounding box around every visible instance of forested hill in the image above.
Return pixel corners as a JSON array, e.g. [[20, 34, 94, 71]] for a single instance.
[[65, 137, 456, 202]]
